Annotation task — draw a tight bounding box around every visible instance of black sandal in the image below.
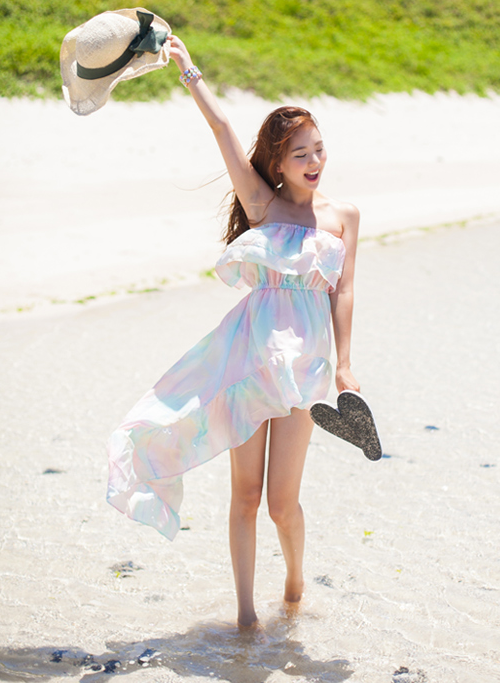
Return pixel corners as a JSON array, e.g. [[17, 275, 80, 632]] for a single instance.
[[310, 391, 382, 461]]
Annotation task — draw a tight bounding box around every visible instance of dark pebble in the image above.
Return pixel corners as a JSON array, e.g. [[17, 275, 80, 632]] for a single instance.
[[110, 560, 143, 576], [314, 574, 334, 588], [138, 648, 157, 665], [103, 659, 121, 673], [50, 650, 67, 663]]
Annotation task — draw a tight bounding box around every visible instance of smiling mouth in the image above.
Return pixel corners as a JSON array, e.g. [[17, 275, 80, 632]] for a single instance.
[[304, 171, 319, 182]]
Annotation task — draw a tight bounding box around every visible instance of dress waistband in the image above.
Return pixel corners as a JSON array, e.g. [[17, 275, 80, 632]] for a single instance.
[[252, 285, 329, 292]]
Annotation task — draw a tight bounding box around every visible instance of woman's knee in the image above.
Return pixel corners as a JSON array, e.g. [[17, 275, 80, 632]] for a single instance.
[[231, 483, 263, 518], [268, 498, 301, 530]]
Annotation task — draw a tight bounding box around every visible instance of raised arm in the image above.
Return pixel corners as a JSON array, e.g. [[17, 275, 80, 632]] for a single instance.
[[329, 202, 361, 393], [167, 36, 274, 222]]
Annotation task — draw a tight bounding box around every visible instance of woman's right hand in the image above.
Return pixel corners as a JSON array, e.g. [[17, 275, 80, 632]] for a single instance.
[[167, 35, 194, 73]]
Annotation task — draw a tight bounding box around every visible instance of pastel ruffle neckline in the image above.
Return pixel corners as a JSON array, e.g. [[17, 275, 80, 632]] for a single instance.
[[216, 223, 345, 290]]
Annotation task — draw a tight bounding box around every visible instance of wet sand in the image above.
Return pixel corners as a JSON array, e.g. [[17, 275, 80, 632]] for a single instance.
[[1, 218, 499, 682]]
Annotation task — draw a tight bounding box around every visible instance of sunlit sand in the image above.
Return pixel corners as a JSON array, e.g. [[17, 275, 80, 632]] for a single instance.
[[1, 91, 499, 681]]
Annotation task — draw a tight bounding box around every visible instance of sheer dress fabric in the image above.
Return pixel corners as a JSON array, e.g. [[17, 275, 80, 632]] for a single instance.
[[107, 223, 346, 540]]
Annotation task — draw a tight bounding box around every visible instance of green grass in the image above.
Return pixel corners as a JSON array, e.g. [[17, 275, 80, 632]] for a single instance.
[[1, 0, 499, 100]]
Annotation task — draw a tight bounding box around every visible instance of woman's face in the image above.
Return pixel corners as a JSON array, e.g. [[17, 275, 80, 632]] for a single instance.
[[277, 125, 327, 191]]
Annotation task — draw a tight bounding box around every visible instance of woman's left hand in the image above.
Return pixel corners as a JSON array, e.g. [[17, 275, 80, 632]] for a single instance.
[[335, 366, 360, 393]]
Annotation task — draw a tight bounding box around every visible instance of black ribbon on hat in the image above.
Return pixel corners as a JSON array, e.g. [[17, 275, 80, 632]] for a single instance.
[[77, 10, 169, 81]]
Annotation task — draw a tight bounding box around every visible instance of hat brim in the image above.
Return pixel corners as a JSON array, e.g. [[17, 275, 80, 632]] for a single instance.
[[60, 8, 171, 116]]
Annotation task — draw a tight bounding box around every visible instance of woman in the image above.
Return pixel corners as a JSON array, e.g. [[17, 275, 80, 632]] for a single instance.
[[108, 35, 360, 627]]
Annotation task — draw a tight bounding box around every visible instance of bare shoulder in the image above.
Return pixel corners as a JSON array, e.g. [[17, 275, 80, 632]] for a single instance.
[[315, 195, 360, 238], [338, 200, 360, 223], [330, 198, 359, 227]]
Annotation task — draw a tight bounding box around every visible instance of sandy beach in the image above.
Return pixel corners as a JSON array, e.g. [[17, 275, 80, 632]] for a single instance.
[[1, 91, 500, 682], [1, 90, 499, 313]]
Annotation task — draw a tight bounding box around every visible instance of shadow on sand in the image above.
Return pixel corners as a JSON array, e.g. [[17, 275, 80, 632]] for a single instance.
[[0, 616, 353, 682]]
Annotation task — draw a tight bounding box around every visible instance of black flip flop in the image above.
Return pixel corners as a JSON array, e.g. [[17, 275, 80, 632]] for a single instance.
[[310, 391, 382, 461]]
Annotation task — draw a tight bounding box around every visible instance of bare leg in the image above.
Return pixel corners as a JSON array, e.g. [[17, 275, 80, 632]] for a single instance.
[[267, 408, 314, 603], [229, 421, 268, 626]]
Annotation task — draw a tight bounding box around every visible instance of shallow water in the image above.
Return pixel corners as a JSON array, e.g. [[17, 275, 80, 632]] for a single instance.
[[1, 222, 500, 683], [0, 613, 353, 682]]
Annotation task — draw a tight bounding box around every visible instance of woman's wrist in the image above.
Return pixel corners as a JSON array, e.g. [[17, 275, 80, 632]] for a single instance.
[[178, 56, 194, 72], [177, 49, 195, 74], [336, 360, 351, 370]]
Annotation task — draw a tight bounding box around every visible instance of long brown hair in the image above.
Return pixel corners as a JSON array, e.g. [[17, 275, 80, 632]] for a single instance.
[[221, 106, 319, 245]]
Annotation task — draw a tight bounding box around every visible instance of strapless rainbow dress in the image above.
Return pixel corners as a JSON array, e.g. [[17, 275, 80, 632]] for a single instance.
[[107, 223, 345, 539]]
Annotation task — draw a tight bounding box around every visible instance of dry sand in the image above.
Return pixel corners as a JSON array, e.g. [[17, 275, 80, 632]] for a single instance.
[[1, 91, 500, 682], [1, 90, 499, 312]]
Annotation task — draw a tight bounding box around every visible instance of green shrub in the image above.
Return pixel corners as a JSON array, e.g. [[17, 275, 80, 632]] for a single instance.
[[1, 0, 499, 100]]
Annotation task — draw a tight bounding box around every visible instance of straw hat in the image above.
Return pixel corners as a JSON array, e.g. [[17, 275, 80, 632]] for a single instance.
[[60, 8, 171, 116]]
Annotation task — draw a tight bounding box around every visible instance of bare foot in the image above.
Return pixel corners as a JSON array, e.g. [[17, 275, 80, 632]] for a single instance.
[[282, 599, 302, 620], [237, 609, 259, 629], [237, 619, 269, 646], [238, 615, 260, 631], [284, 577, 304, 603]]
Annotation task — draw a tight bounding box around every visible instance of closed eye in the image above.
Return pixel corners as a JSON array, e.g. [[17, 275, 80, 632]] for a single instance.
[[294, 148, 323, 158]]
